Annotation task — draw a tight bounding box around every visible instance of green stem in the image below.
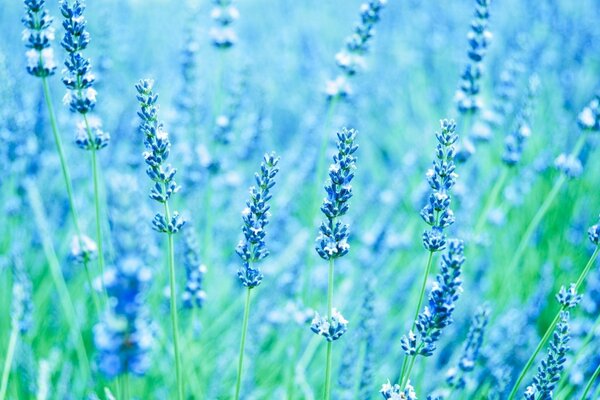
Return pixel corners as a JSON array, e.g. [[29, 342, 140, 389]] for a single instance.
[[25, 180, 91, 387], [165, 202, 184, 400], [398, 251, 434, 386], [473, 167, 509, 234], [504, 134, 587, 293], [83, 115, 106, 288], [507, 246, 599, 400], [41, 77, 100, 312], [0, 324, 18, 400], [323, 258, 335, 400], [122, 373, 130, 400], [234, 287, 252, 400], [581, 363, 600, 400]]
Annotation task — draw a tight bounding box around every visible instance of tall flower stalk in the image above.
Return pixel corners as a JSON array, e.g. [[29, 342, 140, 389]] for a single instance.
[[508, 215, 600, 399], [22, 0, 98, 308], [135, 79, 186, 400], [311, 128, 357, 400], [234, 152, 280, 400], [455, 0, 492, 162], [398, 239, 465, 389], [59, 0, 110, 289]]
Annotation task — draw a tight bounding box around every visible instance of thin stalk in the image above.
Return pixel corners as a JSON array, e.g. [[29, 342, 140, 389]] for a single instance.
[[504, 134, 587, 295], [581, 364, 600, 400], [473, 167, 509, 234], [0, 325, 18, 400], [25, 179, 91, 386], [41, 77, 100, 312], [398, 250, 434, 385], [323, 258, 335, 400], [234, 287, 252, 400], [164, 202, 184, 400], [122, 373, 130, 400], [507, 246, 599, 400], [83, 114, 106, 289]]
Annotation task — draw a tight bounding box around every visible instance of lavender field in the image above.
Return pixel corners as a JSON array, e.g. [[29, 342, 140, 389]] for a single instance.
[[1, 0, 600, 399]]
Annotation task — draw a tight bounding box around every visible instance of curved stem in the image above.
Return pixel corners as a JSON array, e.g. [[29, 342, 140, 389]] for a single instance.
[[508, 246, 599, 400], [234, 287, 252, 400], [0, 325, 18, 400], [165, 202, 184, 400], [581, 363, 600, 400], [323, 258, 335, 400]]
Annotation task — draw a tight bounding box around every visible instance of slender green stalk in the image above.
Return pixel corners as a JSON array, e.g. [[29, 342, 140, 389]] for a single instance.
[[0, 324, 18, 400], [581, 363, 600, 400], [399, 250, 434, 385], [507, 246, 599, 400], [503, 134, 587, 298], [323, 258, 335, 400], [234, 287, 253, 400], [122, 373, 130, 400], [473, 167, 509, 234], [83, 114, 106, 288], [164, 201, 184, 400], [25, 179, 91, 386], [41, 77, 100, 312]]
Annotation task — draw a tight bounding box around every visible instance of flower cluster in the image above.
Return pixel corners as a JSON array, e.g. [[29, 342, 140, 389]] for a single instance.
[[401, 239, 464, 357], [447, 306, 490, 389], [60, 1, 96, 114], [589, 215, 600, 245], [524, 311, 571, 400], [380, 380, 417, 400], [554, 153, 583, 179], [310, 309, 348, 342], [11, 269, 33, 335], [503, 77, 538, 166], [210, 0, 239, 49], [236, 152, 280, 288], [94, 257, 154, 378], [326, 0, 387, 99], [69, 233, 97, 264], [421, 119, 458, 252], [315, 128, 358, 260], [577, 93, 600, 131], [182, 229, 207, 309], [455, 0, 492, 114], [556, 284, 582, 309], [74, 115, 109, 151], [22, 0, 57, 77], [135, 79, 185, 234]]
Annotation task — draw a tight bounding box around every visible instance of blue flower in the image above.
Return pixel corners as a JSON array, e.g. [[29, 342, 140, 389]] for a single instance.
[[577, 93, 600, 131], [11, 268, 33, 335], [401, 239, 464, 357], [135, 79, 185, 234], [94, 257, 154, 379], [326, 0, 386, 99], [503, 77, 538, 166], [421, 119, 458, 252], [380, 380, 417, 400], [455, 0, 492, 114], [236, 152, 280, 288], [315, 128, 358, 260], [524, 311, 571, 400], [22, 0, 57, 77], [310, 309, 348, 342], [556, 284, 582, 309], [182, 229, 207, 309], [210, 0, 239, 49], [588, 215, 600, 246]]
